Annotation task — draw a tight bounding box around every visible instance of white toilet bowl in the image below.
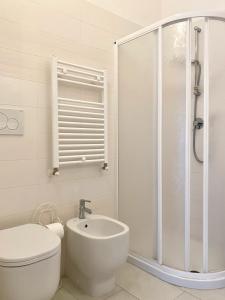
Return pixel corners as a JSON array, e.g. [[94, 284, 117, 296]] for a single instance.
[[0, 224, 61, 300], [66, 215, 129, 296]]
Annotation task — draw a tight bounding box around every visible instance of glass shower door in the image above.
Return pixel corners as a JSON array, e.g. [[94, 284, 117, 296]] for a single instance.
[[162, 21, 187, 270], [118, 31, 158, 260], [208, 19, 225, 272]]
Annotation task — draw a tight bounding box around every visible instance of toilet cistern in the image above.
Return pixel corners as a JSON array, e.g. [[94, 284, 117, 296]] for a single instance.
[[79, 199, 92, 219]]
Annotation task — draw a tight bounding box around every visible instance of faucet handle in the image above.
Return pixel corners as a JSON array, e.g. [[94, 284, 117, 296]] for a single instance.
[[80, 199, 91, 205]]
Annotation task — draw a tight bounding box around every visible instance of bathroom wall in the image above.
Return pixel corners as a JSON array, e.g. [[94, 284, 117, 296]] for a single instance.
[[86, 0, 161, 26], [0, 0, 140, 230], [161, 0, 225, 18], [88, 0, 225, 26]]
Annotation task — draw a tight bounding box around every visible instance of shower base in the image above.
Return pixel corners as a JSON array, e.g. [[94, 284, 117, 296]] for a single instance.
[[128, 254, 225, 289]]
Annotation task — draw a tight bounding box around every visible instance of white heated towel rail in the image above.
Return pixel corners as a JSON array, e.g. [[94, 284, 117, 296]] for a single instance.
[[51, 58, 108, 175]]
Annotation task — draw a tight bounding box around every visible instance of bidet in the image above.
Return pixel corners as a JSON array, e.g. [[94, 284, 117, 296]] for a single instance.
[[66, 214, 129, 296]]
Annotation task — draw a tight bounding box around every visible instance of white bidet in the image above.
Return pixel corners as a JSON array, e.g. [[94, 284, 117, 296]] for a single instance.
[[66, 215, 129, 296]]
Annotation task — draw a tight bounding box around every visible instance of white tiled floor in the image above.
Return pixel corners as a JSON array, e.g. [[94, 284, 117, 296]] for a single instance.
[[53, 262, 225, 300]]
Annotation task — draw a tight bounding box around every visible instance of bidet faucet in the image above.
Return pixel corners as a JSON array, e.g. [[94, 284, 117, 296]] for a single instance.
[[79, 199, 92, 219]]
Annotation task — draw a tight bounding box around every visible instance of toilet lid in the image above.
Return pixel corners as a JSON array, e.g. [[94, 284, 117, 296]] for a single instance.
[[0, 224, 61, 267]]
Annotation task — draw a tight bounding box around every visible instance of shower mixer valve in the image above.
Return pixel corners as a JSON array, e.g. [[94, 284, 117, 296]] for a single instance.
[[193, 118, 204, 130], [193, 86, 201, 96]]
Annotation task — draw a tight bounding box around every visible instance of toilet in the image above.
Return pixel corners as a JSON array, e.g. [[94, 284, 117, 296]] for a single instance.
[[0, 224, 61, 300]]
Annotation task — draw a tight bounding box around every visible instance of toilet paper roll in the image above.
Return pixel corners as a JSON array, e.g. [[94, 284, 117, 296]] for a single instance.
[[46, 223, 64, 239]]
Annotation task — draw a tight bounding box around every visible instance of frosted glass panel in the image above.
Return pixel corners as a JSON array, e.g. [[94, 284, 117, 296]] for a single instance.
[[162, 22, 186, 270], [208, 20, 225, 271], [118, 32, 157, 260]]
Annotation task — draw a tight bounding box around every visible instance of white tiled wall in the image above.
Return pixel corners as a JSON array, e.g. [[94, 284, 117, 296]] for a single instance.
[[0, 0, 140, 229], [161, 0, 225, 18], [86, 0, 161, 26]]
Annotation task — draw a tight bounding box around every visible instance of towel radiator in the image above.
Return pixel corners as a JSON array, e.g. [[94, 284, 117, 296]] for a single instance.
[[51, 58, 108, 175]]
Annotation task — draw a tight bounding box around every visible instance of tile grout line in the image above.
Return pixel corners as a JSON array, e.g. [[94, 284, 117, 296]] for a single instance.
[[173, 290, 201, 300], [183, 290, 202, 300], [173, 288, 185, 299], [173, 291, 186, 300], [103, 285, 122, 300], [120, 286, 141, 300], [115, 283, 140, 300]]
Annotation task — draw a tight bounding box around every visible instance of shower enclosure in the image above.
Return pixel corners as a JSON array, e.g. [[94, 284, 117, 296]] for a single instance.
[[116, 12, 225, 289]]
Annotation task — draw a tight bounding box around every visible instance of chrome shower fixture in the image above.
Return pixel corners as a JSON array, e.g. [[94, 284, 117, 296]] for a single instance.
[[192, 26, 203, 164]]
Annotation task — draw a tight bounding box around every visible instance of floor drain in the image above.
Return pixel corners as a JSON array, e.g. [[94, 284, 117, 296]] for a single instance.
[[190, 270, 200, 273]]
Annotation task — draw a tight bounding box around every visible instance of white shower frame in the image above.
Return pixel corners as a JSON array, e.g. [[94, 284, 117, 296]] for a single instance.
[[115, 11, 225, 289]]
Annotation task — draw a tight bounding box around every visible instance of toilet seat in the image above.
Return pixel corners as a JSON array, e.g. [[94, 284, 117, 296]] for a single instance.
[[0, 224, 61, 267]]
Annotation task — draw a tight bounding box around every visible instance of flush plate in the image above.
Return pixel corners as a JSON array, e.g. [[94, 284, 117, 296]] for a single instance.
[[0, 109, 24, 135]]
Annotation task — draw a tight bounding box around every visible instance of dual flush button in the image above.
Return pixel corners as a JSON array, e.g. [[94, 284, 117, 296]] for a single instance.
[[0, 109, 24, 135]]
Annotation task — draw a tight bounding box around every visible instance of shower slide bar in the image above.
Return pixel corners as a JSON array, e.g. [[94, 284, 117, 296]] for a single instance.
[[51, 57, 108, 175], [115, 11, 225, 289]]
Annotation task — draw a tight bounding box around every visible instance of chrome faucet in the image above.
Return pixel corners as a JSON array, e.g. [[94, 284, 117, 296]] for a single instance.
[[79, 199, 92, 219]]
